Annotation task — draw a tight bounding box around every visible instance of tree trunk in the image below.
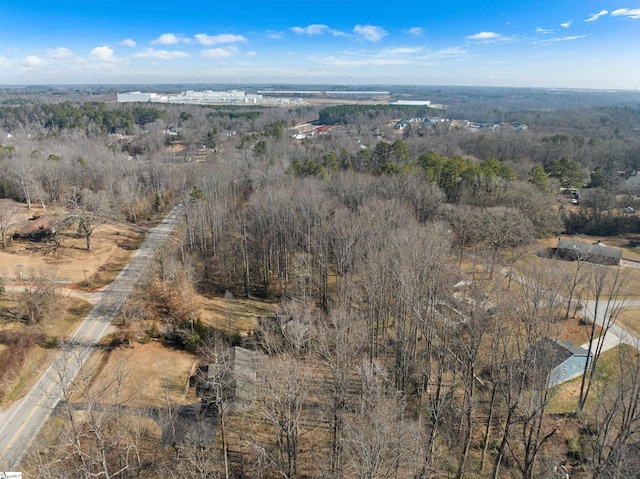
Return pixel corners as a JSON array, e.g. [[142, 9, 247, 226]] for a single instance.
[[481, 384, 497, 473]]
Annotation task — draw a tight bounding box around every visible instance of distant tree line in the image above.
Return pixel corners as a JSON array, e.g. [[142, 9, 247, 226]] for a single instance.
[[318, 104, 444, 124], [0, 102, 166, 134]]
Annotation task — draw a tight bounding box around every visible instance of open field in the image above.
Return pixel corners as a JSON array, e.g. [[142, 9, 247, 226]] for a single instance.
[[0, 200, 145, 288], [548, 344, 636, 415], [539, 233, 640, 262], [198, 294, 276, 335], [615, 307, 640, 337], [81, 341, 198, 408]]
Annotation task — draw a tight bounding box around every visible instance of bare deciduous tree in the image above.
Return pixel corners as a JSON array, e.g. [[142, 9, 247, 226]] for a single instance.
[[65, 188, 111, 251], [314, 306, 366, 478], [589, 346, 640, 478], [344, 362, 421, 479], [257, 354, 311, 479], [578, 264, 629, 411], [17, 269, 58, 324], [25, 352, 155, 478], [0, 204, 18, 248]]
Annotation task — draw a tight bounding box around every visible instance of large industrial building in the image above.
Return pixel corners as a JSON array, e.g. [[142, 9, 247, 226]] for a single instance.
[[117, 90, 264, 105]]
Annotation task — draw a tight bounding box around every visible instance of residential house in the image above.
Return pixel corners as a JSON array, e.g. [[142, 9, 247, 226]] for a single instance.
[[556, 238, 622, 266], [543, 339, 592, 387]]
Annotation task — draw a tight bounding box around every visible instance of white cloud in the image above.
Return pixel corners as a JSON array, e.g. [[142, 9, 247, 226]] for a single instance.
[[407, 27, 424, 36], [90, 46, 116, 62], [317, 54, 415, 68], [384, 46, 424, 55], [533, 35, 587, 45], [201, 46, 239, 59], [560, 21, 573, 28], [246, 51, 257, 57], [24, 56, 47, 67], [266, 31, 285, 39], [310, 44, 467, 68], [466, 31, 516, 44], [195, 33, 247, 45], [133, 48, 189, 60], [120, 38, 136, 47], [353, 25, 388, 42], [585, 10, 608, 22], [151, 33, 190, 45], [611, 8, 640, 19], [47, 47, 74, 59], [290, 24, 347, 37], [303, 24, 346, 37], [535, 27, 554, 34], [433, 47, 468, 57], [291, 24, 330, 35], [467, 31, 501, 40]]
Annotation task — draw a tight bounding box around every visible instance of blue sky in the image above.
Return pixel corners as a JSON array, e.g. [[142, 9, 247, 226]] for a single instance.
[[0, 1, 639, 89]]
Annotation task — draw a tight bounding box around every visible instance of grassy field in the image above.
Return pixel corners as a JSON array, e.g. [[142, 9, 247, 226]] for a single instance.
[[615, 307, 640, 336], [198, 294, 276, 335], [506, 238, 640, 301], [0, 207, 145, 288], [79, 341, 198, 408], [0, 200, 148, 406]]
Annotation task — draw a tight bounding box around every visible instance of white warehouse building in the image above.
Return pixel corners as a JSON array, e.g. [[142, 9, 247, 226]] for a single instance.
[[116, 90, 263, 104], [116, 92, 165, 103]]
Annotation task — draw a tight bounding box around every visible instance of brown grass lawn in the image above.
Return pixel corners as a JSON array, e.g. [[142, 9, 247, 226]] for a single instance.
[[615, 307, 640, 337], [0, 205, 145, 288], [198, 294, 276, 335], [79, 341, 198, 408], [549, 344, 637, 416]]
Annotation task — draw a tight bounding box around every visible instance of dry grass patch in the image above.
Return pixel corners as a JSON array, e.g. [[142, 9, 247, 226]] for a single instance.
[[615, 307, 640, 337], [198, 294, 276, 335], [0, 218, 145, 288], [80, 341, 197, 408], [547, 376, 583, 414], [556, 316, 601, 346], [0, 297, 90, 404]]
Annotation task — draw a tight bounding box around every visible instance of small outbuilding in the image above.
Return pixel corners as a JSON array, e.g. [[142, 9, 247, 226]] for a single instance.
[[193, 346, 259, 414], [556, 238, 622, 266]]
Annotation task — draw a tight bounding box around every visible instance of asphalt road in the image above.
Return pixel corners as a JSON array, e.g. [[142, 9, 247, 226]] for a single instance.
[[503, 266, 640, 350], [0, 206, 181, 471], [582, 297, 640, 348]]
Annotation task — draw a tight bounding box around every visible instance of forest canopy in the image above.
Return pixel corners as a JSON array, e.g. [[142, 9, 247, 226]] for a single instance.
[[318, 103, 445, 124]]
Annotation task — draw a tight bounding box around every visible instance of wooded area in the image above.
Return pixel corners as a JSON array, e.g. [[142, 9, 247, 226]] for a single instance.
[[1, 86, 640, 478]]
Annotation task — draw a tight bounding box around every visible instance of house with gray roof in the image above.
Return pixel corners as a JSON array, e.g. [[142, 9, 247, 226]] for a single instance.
[[557, 238, 622, 265], [546, 339, 592, 387], [530, 339, 592, 388]]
